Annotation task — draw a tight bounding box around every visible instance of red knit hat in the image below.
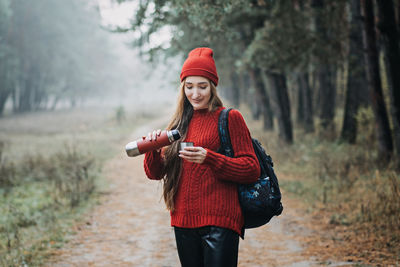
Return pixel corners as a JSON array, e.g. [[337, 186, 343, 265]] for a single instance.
[[180, 47, 219, 86]]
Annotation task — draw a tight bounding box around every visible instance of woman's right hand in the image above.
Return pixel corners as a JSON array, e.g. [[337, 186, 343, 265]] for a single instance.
[[143, 129, 162, 152], [144, 129, 162, 141]]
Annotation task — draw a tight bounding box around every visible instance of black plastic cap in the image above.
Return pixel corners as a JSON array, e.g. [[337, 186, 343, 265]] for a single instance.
[[171, 129, 181, 141]]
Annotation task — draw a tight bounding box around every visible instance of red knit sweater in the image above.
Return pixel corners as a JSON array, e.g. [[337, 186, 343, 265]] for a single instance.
[[143, 107, 260, 236]]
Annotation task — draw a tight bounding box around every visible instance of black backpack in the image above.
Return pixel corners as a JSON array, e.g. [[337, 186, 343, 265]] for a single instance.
[[218, 108, 283, 229]]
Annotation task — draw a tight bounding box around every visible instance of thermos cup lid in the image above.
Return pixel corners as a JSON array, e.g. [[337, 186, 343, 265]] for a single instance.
[[171, 129, 181, 141]]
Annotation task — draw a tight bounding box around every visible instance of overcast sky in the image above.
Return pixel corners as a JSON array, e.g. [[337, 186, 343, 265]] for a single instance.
[[97, 0, 137, 27], [95, 0, 179, 110]]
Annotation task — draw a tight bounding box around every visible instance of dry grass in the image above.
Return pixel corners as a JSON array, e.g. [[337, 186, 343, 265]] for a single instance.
[[241, 105, 400, 266], [0, 105, 161, 266]]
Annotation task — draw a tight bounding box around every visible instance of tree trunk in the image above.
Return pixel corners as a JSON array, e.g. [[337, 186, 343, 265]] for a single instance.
[[17, 62, 35, 112], [70, 96, 76, 109], [0, 89, 11, 116], [318, 65, 336, 131], [18, 81, 32, 112], [299, 72, 314, 133], [341, 0, 369, 143], [251, 92, 262, 121], [398, 0, 400, 28], [241, 73, 251, 106], [312, 0, 337, 132], [376, 0, 400, 155], [50, 96, 60, 111], [12, 85, 18, 113], [0, 62, 12, 116], [297, 76, 305, 125], [0, 69, 13, 116], [265, 71, 293, 143], [311, 68, 319, 116], [248, 71, 262, 121], [230, 70, 240, 108], [250, 68, 274, 130], [361, 0, 393, 159]]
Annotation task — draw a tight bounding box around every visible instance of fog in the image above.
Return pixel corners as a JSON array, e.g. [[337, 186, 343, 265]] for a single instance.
[[0, 0, 180, 116], [92, 33, 180, 113]]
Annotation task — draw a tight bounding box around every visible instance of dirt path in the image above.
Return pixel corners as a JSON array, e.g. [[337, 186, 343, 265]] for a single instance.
[[47, 122, 353, 267]]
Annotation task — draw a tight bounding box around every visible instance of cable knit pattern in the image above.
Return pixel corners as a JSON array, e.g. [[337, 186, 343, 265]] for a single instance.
[[143, 107, 260, 236], [143, 149, 164, 180]]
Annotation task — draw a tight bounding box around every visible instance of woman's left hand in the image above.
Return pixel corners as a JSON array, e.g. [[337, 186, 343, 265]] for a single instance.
[[179, 146, 207, 164]]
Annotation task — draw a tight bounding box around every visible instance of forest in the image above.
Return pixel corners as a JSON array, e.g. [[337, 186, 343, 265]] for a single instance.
[[1, 0, 400, 266], [0, 0, 141, 113], [114, 0, 400, 264], [119, 0, 400, 156]]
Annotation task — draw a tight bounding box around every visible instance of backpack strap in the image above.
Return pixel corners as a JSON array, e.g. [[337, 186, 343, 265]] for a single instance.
[[218, 108, 246, 238], [218, 108, 234, 157]]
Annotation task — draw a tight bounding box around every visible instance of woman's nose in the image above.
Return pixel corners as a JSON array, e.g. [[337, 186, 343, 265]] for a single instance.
[[192, 88, 200, 98]]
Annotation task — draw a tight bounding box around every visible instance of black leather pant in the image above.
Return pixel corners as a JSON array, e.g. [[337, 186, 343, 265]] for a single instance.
[[174, 226, 239, 267]]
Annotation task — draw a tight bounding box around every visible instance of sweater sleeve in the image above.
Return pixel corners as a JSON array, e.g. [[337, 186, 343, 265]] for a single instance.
[[203, 109, 260, 184], [143, 150, 165, 180]]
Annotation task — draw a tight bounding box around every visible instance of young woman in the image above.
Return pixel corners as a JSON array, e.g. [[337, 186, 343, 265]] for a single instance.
[[143, 47, 260, 267]]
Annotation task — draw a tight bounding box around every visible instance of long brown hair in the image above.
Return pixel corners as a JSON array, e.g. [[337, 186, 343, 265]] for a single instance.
[[162, 78, 223, 211]]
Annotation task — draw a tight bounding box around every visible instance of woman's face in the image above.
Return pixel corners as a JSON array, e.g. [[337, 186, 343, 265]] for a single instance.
[[184, 76, 212, 110]]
